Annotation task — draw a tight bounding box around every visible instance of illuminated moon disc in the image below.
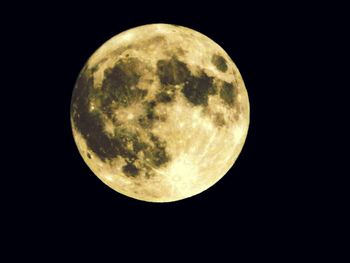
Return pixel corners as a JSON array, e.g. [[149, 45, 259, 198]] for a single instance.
[[70, 24, 249, 202]]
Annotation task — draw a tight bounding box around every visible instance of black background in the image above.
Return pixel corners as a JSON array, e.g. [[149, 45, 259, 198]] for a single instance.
[[4, 1, 344, 259]]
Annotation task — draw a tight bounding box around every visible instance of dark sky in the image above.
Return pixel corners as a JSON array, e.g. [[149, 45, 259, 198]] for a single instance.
[[3, 1, 343, 259]]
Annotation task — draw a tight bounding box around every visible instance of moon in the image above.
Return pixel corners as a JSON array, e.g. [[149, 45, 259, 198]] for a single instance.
[[70, 24, 249, 202]]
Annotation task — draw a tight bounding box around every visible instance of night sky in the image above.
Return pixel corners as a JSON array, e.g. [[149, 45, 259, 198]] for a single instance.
[[3, 1, 341, 259]]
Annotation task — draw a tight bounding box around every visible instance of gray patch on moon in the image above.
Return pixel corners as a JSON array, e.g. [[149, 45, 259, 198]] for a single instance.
[[157, 57, 191, 85], [71, 57, 174, 179], [155, 57, 221, 108], [220, 81, 237, 106], [181, 72, 216, 106], [71, 68, 121, 161], [101, 58, 147, 108], [213, 112, 226, 127], [122, 162, 139, 177], [211, 54, 228, 72], [154, 56, 237, 130]]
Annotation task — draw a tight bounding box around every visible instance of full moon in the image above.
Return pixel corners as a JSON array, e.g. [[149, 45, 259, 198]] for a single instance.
[[70, 24, 249, 202]]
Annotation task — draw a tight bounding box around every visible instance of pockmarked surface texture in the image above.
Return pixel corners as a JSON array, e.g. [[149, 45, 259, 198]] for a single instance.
[[71, 24, 250, 202]]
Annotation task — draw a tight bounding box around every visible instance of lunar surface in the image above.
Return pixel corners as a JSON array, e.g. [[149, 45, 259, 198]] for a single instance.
[[70, 24, 249, 202]]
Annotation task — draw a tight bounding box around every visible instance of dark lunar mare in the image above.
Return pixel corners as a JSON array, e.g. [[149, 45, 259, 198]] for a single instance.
[[138, 100, 158, 128], [122, 162, 140, 177], [182, 73, 216, 106], [211, 54, 228, 72], [71, 59, 172, 177], [156, 56, 220, 107], [71, 67, 120, 161], [101, 58, 147, 108], [157, 57, 191, 85], [220, 81, 237, 106]]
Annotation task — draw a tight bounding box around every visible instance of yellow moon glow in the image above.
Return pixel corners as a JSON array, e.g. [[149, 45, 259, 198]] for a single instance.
[[70, 24, 249, 202]]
